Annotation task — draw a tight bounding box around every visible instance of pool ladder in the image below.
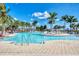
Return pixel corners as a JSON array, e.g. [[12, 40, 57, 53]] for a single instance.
[[21, 33, 31, 45]]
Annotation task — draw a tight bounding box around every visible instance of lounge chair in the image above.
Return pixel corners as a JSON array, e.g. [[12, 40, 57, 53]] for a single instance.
[[0, 34, 3, 37]]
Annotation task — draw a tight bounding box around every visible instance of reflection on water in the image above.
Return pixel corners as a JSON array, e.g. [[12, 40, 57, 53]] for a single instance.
[[1, 32, 79, 44]]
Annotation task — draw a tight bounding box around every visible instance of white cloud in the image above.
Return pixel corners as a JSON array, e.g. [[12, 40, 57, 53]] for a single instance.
[[44, 11, 50, 18], [14, 18, 18, 20], [32, 12, 43, 17], [32, 11, 50, 19]]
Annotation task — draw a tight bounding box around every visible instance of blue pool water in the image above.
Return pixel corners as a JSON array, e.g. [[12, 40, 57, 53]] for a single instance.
[[1, 32, 79, 44]]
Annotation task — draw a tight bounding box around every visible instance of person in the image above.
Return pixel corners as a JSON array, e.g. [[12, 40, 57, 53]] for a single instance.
[[42, 41, 45, 44]]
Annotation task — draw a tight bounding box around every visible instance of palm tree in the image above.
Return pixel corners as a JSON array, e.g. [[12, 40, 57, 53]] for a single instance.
[[61, 15, 68, 29], [8, 19, 20, 33], [25, 22, 30, 27], [76, 23, 79, 30], [43, 25, 47, 30], [24, 22, 30, 31], [32, 20, 37, 31], [19, 21, 26, 32], [48, 12, 57, 31], [67, 16, 78, 28], [74, 23, 79, 34], [54, 25, 60, 29], [11, 20, 20, 30], [0, 3, 13, 34], [32, 20, 37, 26], [61, 15, 78, 31]]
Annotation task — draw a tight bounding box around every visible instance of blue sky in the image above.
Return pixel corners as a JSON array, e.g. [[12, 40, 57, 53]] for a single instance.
[[6, 3, 79, 28]]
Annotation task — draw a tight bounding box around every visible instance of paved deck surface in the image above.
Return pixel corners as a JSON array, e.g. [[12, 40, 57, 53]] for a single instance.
[[0, 40, 79, 56]]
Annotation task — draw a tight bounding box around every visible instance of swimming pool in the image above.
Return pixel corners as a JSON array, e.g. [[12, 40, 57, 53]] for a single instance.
[[1, 32, 79, 44]]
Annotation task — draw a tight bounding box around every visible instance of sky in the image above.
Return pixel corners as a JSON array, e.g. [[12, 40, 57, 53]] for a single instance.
[[6, 3, 79, 28]]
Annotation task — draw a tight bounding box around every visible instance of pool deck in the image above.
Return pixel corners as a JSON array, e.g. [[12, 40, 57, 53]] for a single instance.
[[0, 40, 79, 56]]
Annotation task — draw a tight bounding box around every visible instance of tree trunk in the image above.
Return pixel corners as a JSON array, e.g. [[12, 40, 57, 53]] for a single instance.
[[75, 27, 78, 34], [2, 25, 6, 35], [64, 22, 66, 29], [50, 24, 53, 31], [70, 23, 72, 34]]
